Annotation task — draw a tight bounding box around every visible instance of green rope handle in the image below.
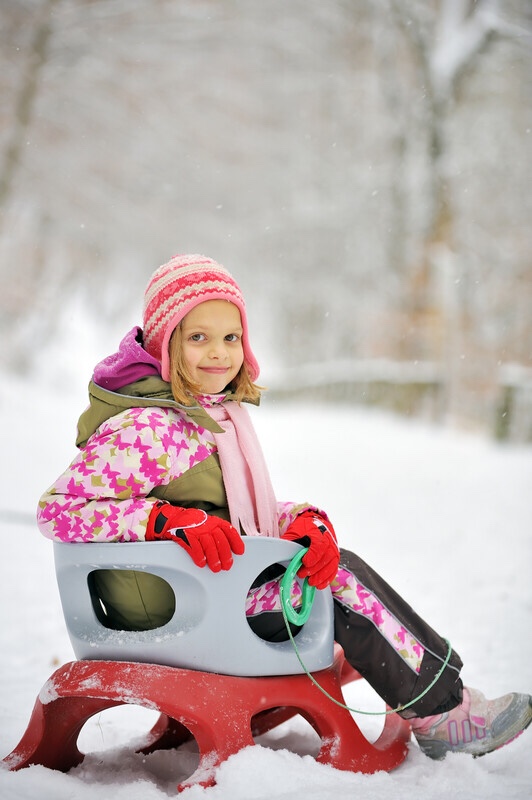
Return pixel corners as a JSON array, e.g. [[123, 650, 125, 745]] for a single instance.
[[280, 548, 316, 625], [280, 548, 453, 716]]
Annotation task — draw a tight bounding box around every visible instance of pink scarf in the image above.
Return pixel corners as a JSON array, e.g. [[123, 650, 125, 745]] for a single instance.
[[208, 401, 279, 537]]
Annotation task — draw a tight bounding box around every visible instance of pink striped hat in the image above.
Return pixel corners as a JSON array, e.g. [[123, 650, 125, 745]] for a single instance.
[[143, 254, 259, 382]]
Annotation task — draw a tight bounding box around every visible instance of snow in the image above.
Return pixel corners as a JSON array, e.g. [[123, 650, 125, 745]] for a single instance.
[[1, 377, 531, 799]]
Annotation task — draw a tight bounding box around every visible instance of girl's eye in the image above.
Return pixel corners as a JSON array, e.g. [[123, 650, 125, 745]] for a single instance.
[[190, 333, 206, 342], [225, 333, 241, 343]]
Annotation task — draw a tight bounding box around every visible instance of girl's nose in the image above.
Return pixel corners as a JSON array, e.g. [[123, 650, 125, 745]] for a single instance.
[[209, 341, 227, 359]]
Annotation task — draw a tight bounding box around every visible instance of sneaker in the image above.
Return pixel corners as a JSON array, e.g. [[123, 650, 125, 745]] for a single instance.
[[412, 687, 532, 759]]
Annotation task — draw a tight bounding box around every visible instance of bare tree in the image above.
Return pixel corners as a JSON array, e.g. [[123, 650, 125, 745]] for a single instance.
[[0, 0, 61, 228], [385, 0, 530, 419]]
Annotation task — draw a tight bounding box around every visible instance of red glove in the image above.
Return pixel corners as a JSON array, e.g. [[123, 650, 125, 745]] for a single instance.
[[146, 502, 245, 572], [282, 511, 340, 590]]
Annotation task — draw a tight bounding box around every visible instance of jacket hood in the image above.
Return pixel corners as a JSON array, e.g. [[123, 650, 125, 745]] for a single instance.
[[92, 326, 161, 390]]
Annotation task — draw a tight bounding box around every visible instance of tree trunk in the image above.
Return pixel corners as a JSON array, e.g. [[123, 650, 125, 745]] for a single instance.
[[0, 0, 60, 228]]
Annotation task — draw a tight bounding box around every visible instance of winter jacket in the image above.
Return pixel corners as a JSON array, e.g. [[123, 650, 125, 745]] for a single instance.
[[36, 331, 312, 544]]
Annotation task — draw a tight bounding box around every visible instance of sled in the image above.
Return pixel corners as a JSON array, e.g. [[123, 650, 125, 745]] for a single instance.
[[3, 538, 411, 791]]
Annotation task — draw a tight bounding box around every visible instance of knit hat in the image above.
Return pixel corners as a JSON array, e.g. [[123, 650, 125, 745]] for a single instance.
[[143, 254, 260, 383]]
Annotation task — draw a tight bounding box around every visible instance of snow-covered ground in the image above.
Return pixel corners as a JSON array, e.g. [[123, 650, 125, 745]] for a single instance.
[[1, 377, 531, 799]]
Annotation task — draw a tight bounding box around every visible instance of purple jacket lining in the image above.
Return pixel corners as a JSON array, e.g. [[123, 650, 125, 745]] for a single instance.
[[92, 327, 162, 391]]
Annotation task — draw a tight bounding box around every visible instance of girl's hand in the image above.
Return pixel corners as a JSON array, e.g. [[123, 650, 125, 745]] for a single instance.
[[146, 502, 245, 572], [282, 511, 340, 589]]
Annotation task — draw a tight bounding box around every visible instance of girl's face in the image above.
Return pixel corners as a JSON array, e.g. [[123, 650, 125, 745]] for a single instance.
[[180, 300, 245, 394]]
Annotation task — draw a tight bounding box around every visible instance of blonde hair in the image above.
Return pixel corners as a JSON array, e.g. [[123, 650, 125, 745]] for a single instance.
[[168, 325, 262, 405]]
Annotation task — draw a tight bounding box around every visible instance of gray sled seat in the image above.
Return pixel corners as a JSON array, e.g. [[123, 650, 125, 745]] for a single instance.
[[53, 537, 334, 676]]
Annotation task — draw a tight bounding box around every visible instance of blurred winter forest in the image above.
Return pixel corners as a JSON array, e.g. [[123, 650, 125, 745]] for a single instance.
[[1, 0, 531, 439]]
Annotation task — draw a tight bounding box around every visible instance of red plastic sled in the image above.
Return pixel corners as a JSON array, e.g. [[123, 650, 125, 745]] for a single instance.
[[3, 644, 411, 792]]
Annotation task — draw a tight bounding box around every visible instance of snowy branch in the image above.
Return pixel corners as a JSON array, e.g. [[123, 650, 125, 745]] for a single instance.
[[431, 0, 500, 98]]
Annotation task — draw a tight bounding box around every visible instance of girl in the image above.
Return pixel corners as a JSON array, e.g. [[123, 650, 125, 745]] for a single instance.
[[37, 254, 531, 760]]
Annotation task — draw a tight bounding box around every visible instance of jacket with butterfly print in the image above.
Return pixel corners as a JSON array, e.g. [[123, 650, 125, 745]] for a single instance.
[[36, 328, 314, 544]]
